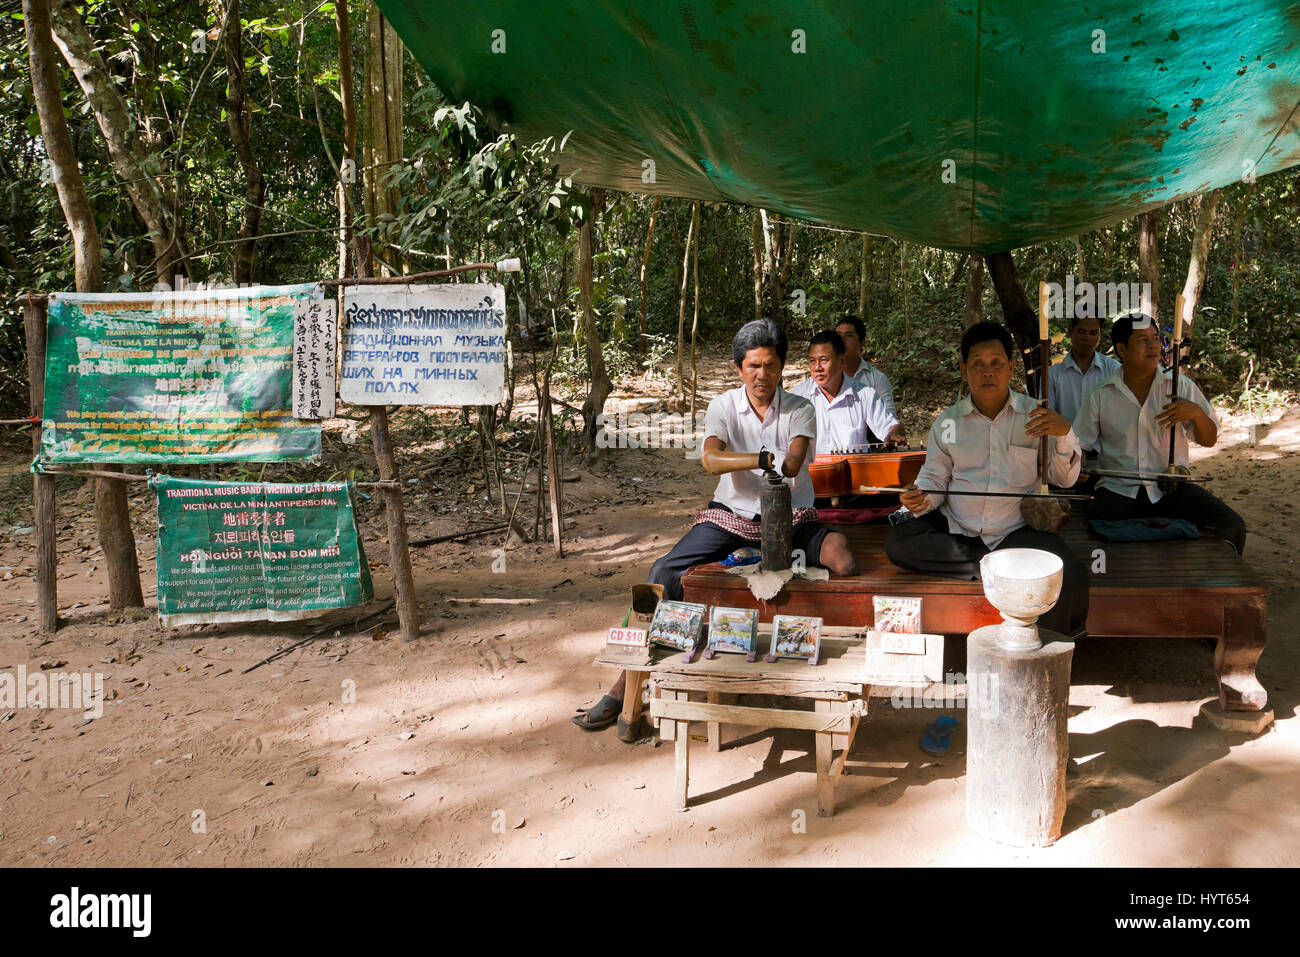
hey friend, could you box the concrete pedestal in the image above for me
[965,625,1074,847]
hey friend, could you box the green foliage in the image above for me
[3,0,1297,422]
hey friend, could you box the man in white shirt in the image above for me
[884,321,1089,637]
[1073,312,1246,554]
[835,315,899,420]
[792,330,905,453]
[574,319,858,734]
[1048,309,1121,440]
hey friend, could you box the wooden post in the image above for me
[966,626,1074,846]
[706,689,722,752]
[357,12,419,640]
[370,408,420,641]
[620,669,651,742]
[542,370,563,557]
[672,689,691,810]
[531,324,563,556]
[349,236,420,641]
[22,296,57,634]
[815,698,835,817]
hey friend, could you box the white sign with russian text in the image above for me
[339,283,507,406]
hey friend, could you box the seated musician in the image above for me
[834,314,899,420]
[573,318,859,734]
[792,330,906,453]
[1073,311,1246,554]
[884,321,1089,638]
[1048,306,1120,435]
[1049,306,1119,483]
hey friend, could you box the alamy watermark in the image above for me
[890,671,1001,716]
[596,412,708,458]
[1042,275,1152,321]
[0,666,104,719]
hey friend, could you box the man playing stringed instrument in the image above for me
[1073,311,1246,554]
[884,321,1089,638]
[793,330,906,453]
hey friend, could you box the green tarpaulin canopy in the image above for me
[379,1,1300,252]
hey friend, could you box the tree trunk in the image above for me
[580,189,612,453]
[751,208,764,319]
[28,0,142,610]
[222,0,265,284]
[357,21,419,641]
[1230,184,1254,332]
[964,254,985,327]
[50,0,188,283]
[689,201,700,426]
[335,0,357,282]
[637,196,661,356]
[364,2,403,274]
[858,233,871,317]
[985,252,1042,392]
[24,0,100,292]
[1137,209,1160,322]
[675,204,696,401]
[901,241,910,333]
[775,218,795,318]
[1179,191,1219,341]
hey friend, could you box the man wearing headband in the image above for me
[1073,312,1246,553]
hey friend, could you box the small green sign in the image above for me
[154,477,373,625]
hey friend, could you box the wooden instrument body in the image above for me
[810,450,926,498]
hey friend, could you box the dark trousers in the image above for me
[1088,484,1247,555]
[884,510,1089,638]
[648,502,831,601]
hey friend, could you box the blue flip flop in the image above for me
[920,716,959,756]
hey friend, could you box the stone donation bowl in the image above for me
[979,548,1064,651]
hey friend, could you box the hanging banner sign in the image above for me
[41,284,323,463]
[153,476,373,626]
[293,298,338,419]
[339,283,507,406]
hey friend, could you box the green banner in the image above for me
[154,477,373,626]
[41,285,322,463]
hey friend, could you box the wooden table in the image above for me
[595,628,879,817]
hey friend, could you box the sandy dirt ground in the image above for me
[0,353,1296,867]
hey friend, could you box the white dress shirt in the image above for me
[703,386,817,517]
[1048,350,1120,437]
[792,374,899,453]
[916,391,1081,546]
[848,358,898,419]
[1072,367,1218,503]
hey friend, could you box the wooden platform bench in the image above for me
[680,512,1269,715]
